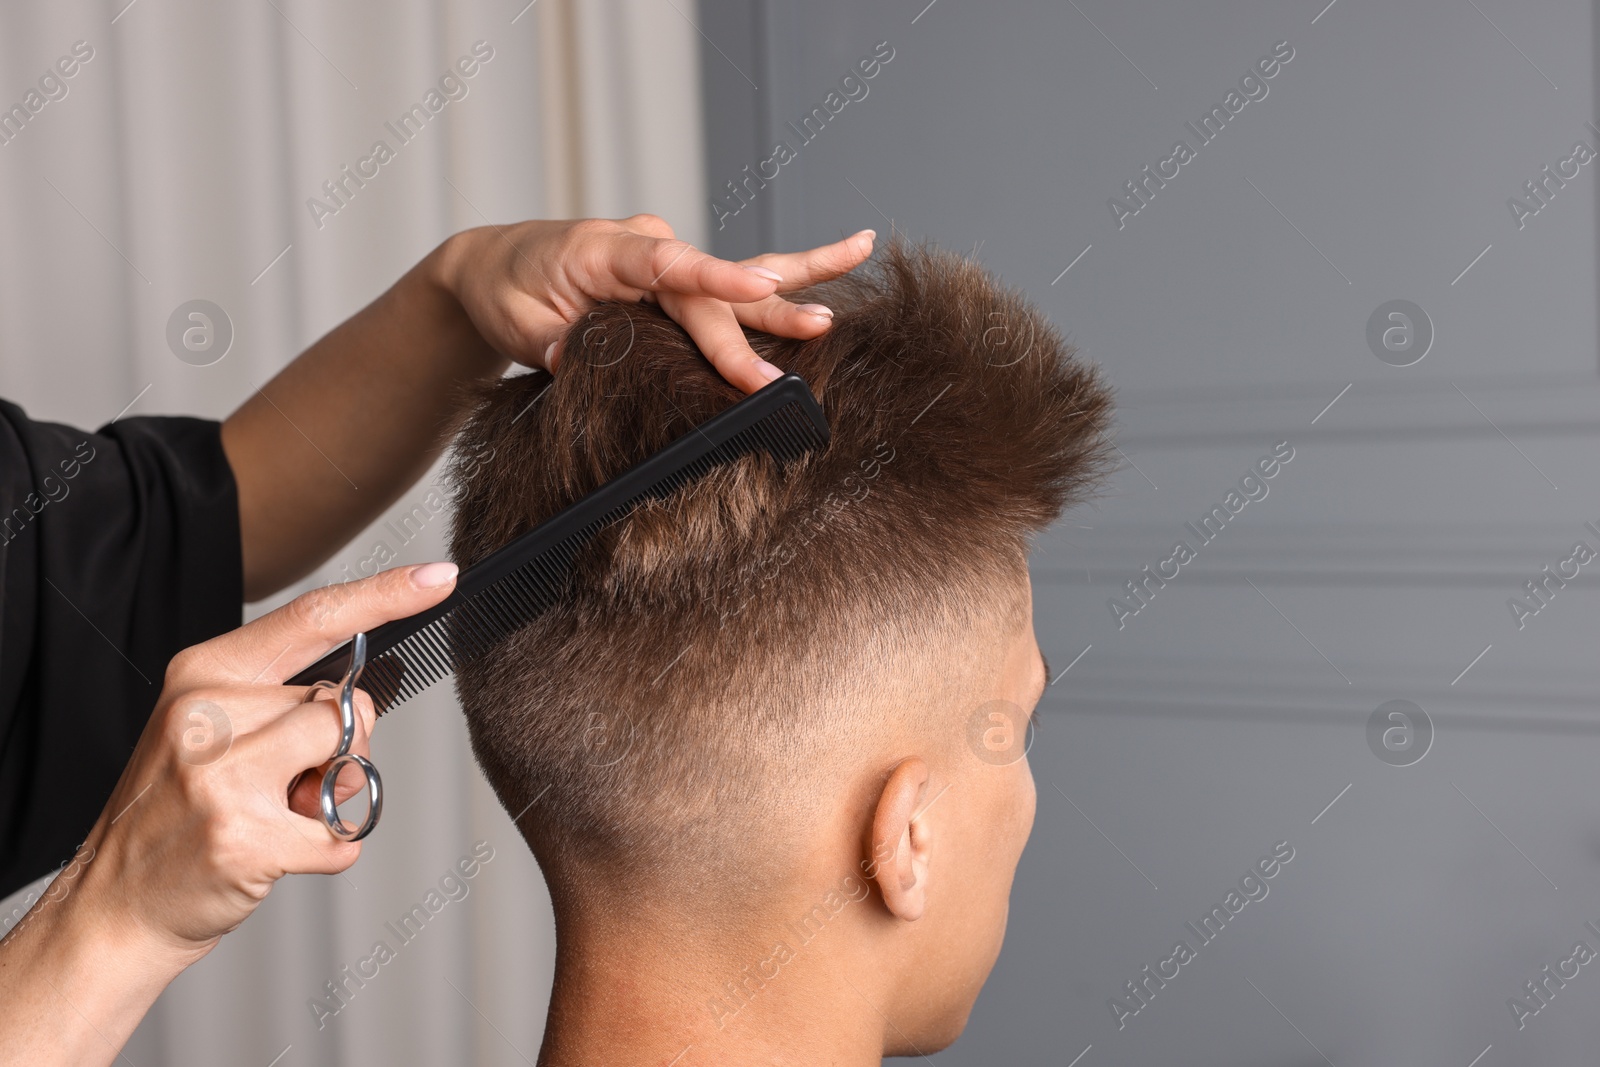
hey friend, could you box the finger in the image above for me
[262,702,379,840]
[287,728,375,820]
[289,686,379,759]
[167,683,377,744]
[744,229,875,293]
[244,693,376,782]
[258,793,364,876]
[731,294,837,339]
[595,232,782,306]
[658,294,784,395]
[225,713,368,870]
[494,288,567,370]
[617,212,676,240]
[195,563,459,685]
[162,689,298,768]
[281,834,362,876]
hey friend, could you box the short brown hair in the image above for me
[448,240,1113,890]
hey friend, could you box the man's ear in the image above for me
[867,757,932,922]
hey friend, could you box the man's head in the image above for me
[448,240,1113,1051]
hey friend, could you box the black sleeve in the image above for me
[0,400,242,900]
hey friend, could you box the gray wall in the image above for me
[700,1,1600,1062]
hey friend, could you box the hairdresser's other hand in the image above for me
[437,215,875,394]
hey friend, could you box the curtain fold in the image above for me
[0,2,706,1063]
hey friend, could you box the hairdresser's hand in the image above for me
[87,561,459,948]
[437,215,875,394]
[0,563,458,1067]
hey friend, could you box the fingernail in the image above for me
[544,341,559,372]
[754,360,784,383]
[744,265,784,283]
[797,303,833,318]
[412,562,459,588]
[857,229,877,242]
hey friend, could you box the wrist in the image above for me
[415,228,509,379]
[49,868,206,990]
[424,226,479,300]
[0,875,198,1065]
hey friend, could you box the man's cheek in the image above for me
[1020,765,1038,842]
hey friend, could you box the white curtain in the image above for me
[0,1,707,1063]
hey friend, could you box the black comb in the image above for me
[287,373,829,711]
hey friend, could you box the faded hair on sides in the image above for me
[447,239,1114,893]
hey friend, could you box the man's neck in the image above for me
[537,912,888,1066]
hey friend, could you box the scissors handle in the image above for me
[301,631,383,841]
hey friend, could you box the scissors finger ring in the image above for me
[301,631,383,842]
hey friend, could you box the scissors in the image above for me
[300,631,383,841]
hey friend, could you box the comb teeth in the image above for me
[333,388,829,713]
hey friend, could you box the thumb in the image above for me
[208,562,458,684]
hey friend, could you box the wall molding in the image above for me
[1113,373,1600,449]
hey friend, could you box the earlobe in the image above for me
[868,757,932,922]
